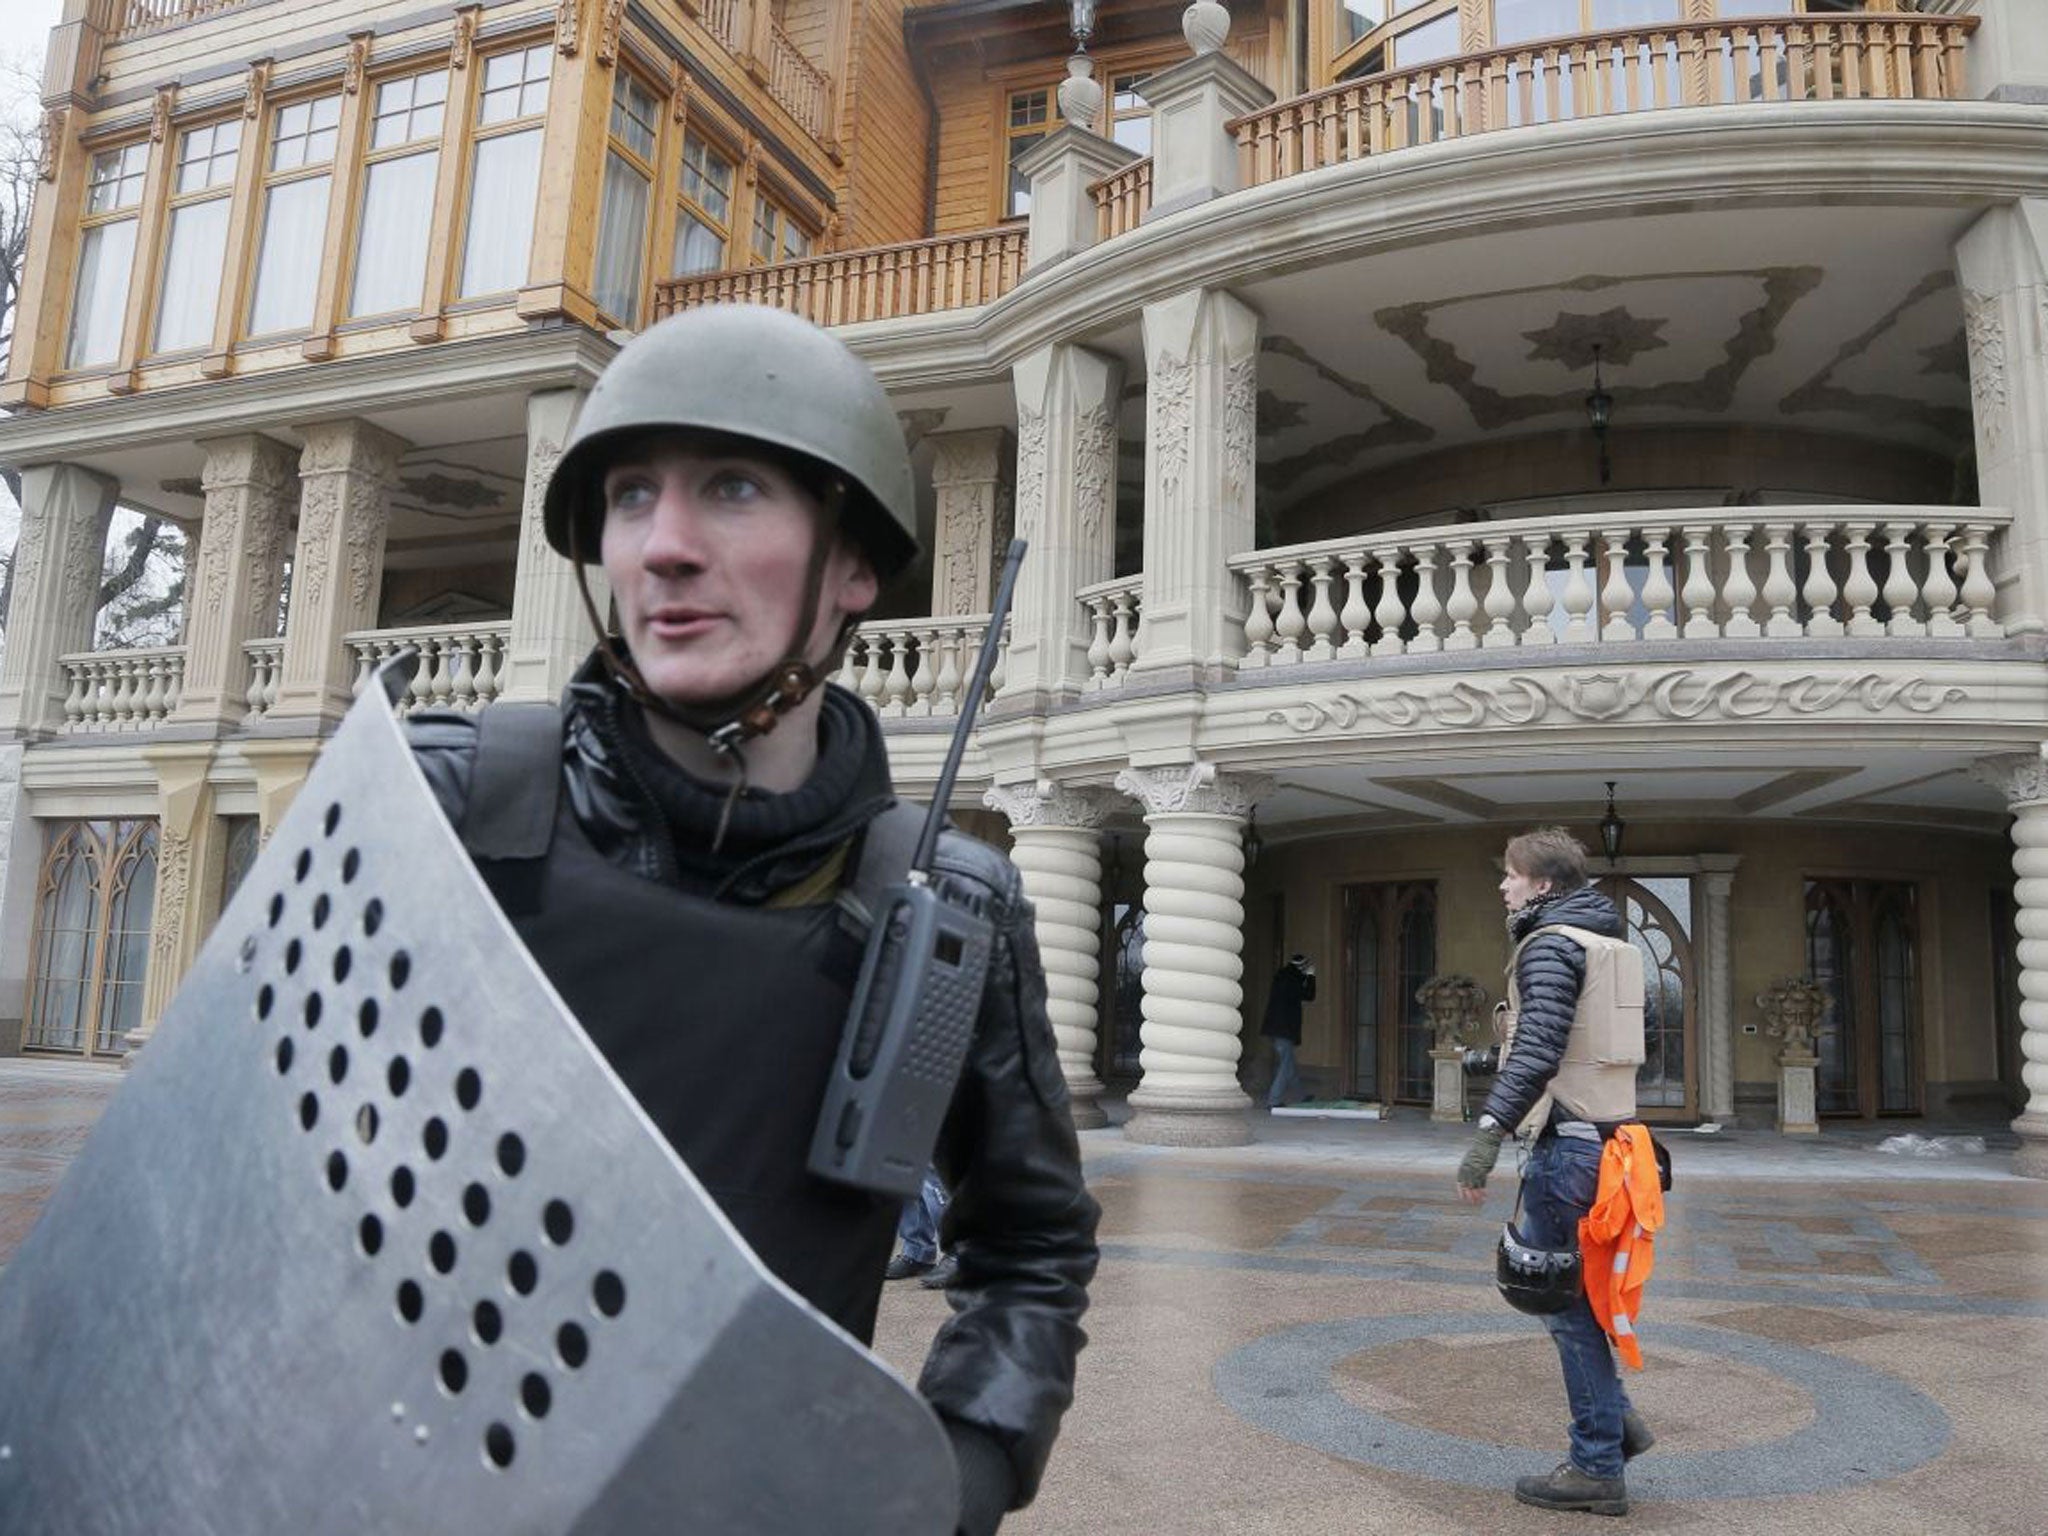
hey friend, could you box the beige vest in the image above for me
[1496,924,1646,1136]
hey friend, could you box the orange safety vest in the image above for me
[1578,1122,1664,1370]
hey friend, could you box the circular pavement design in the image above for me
[1213,1313,1950,1500]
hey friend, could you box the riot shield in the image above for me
[0,666,959,1536]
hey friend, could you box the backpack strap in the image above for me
[457,702,565,861]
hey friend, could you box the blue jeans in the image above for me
[1267,1037,1302,1107]
[895,1167,949,1264]
[1518,1134,1631,1478]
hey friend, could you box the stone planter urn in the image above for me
[1757,977,1828,1135]
[1416,973,1488,1123]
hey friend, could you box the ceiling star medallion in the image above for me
[1523,307,1668,369]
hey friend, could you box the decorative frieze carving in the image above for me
[556,0,583,55]
[597,0,627,66]
[344,34,370,94]
[151,87,173,142]
[523,436,564,567]
[1151,353,1194,506]
[1963,288,2009,459]
[1074,406,1115,547]
[1222,356,1256,507]
[1013,406,1047,541]
[38,107,62,181]
[1264,669,1970,735]
[244,61,269,119]
[1115,762,1269,819]
[985,781,1117,830]
[149,826,195,981]
[452,6,479,70]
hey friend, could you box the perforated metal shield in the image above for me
[0,670,958,1536]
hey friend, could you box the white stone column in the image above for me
[1954,201,2048,635]
[985,780,1116,1129]
[503,387,604,702]
[1115,762,1270,1146]
[1975,749,2048,1178]
[1697,855,1741,1124]
[1004,344,1122,706]
[0,463,118,738]
[271,420,408,723]
[1134,287,1259,677]
[929,429,1014,617]
[171,435,298,729]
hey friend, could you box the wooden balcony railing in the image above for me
[700,0,745,54]
[1230,507,2009,667]
[1093,158,1153,243]
[656,227,1027,326]
[96,0,254,39]
[1235,13,1978,185]
[768,22,834,142]
[836,615,1007,719]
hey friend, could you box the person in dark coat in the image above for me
[1261,953,1316,1107]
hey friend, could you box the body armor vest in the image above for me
[1499,923,1646,1135]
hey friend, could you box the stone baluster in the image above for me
[909,629,939,717]
[1444,542,1479,651]
[450,636,480,709]
[1273,561,1306,663]
[1109,591,1138,680]
[474,633,502,706]
[1409,545,1444,652]
[1370,550,1408,656]
[834,636,865,694]
[1880,523,1925,638]
[1801,525,1843,636]
[61,664,86,731]
[1600,532,1636,640]
[142,655,169,724]
[1338,553,1371,658]
[1722,523,1761,637]
[1114,763,1270,1146]
[858,636,886,710]
[1479,536,1517,648]
[883,634,914,714]
[1087,596,1115,686]
[1241,566,1275,667]
[1303,555,1339,661]
[1559,533,1596,642]
[1958,523,2003,636]
[1971,749,2048,1179]
[1679,525,1718,638]
[986,782,1119,1129]
[1761,522,1801,637]
[934,628,964,712]
[1841,521,1883,636]
[1639,528,1677,638]
[1518,540,1557,646]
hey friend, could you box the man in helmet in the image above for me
[1456,827,1649,1517]
[409,305,1098,1535]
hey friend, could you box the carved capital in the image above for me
[244,60,269,119]
[597,0,626,66]
[150,86,174,143]
[344,33,371,95]
[985,781,1117,831]
[38,107,63,182]
[451,6,480,70]
[1115,762,1270,819]
[1972,749,2048,809]
[556,0,583,55]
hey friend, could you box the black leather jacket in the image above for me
[1480,885,1625,1132]
[409,675,1098,1509]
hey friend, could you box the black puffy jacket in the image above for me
[1479,885,1626,1132]
[408,669,1099,1511]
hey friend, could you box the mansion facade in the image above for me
[1,0,2045,1172]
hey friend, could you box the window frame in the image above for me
[455,40,554,302]
[672,125,739,279]
[592,66,663,326]
[999,84,1051,223]
[347,65,451,321]
[63,141,150,372]
[245,90,343,339]
[22,819,160,1060]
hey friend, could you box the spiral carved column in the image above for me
[1115,764,1270,1146]
[986,782,1116,1129]
[1975,750,2048,1178]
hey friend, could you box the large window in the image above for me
[1338,0,1440,48]
[1495,0,1679,46]
[154,120,239,353]
[67,144,148,368]
[248,95,340,336]
[350,69,447,318]
[673,130,736,277]
[1108,73,1152,155]
[24,820,158,1059]
[1004,87,1050,219]
[459,43,551,299]
[593,72,659,324]
[750,193,811,267]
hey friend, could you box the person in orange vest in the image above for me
[1456,827,1653,1517]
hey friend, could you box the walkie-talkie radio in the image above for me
[807,540,1028,1202]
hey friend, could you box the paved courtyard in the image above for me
[6,1058,2045,1534]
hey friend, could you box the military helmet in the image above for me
[1495,1222,1584,1316]
[543,304,919,578]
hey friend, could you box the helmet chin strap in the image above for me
[568,485,855,848]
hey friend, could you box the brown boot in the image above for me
[1514,1462,1629,1517]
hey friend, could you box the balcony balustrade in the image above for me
[95,0,254,39]
[1093,158,1153,242]
[836,615,1006,719]
[345,623,512,714]
[657,228,1027,325]
[1079,576,1144,690]
[1230,508,2008,668]
[1235,14,1977,185]
[768,22,834,143]
[59,646,186,733]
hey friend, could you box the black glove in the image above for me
[1457,1123,1505,1192]
[945,1419,1018,1536]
